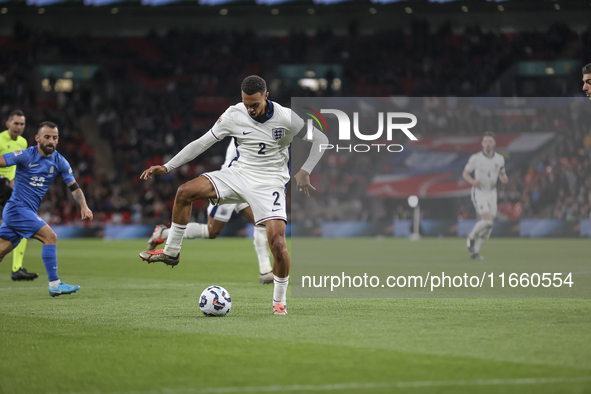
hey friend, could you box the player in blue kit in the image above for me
[0,121,93,297]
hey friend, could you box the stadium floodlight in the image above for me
[408,195,421,241]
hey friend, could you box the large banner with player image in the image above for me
[289,97,591,299]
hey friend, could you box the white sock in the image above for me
[163,222,186,256]
[273,275,289,306]
[49,280,60,288]
[469,219,493,240]
[162,228,169,239]
[184,223,209,239]
[474,228,492,253]
[253,226,272,274]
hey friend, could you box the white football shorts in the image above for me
[206,202,250,223]
[471,188,498,217]
[203,167,287,225]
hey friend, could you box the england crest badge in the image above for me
[272,128,285,141]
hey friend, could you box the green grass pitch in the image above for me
[0,238,590,394]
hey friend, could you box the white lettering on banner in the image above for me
[314,110,418,141]
[319,144,404,153]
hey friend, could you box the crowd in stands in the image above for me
[1,21,591,224]
[511,129,591,222]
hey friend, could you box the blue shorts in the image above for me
[0,203,47,247]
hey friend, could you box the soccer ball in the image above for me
[199,286,232,316]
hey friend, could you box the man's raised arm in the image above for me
[140,131,220,180]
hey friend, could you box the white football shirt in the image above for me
[464,151,506,192]
[210,100,305,185]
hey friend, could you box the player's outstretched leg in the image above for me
[144,220,223,265]
[11,239,38,281]
[140,176,216,265]
[148,222,214,251]
[266,219,289,315]
[145,205,273,284]
[32,225,80,297]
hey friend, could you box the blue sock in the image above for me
[42,245,59,282]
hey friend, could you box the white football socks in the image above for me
[273,275,289,306]
[253,226,272,274]
[469,219,493,240]
[184,223,210,239]
[49,280,60,288]
[162,223,209,240]
[163,222,186,256]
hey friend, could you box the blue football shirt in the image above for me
[3,146,76,212]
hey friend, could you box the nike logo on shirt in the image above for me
[28,163,39,167]
[243,131,253,135]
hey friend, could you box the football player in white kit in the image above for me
[146,140,274,284]
[139,75,328,315]
[462,132,508,260]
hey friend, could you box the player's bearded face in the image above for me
[36,127,59,155]
[242,91,269,119]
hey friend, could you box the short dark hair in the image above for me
[483,131,495,139]
[38,121,58,133]
[582,63,591,74]
[8,110,24,121]
[241,75,267,95]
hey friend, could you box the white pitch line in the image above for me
[70,376,591,394]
